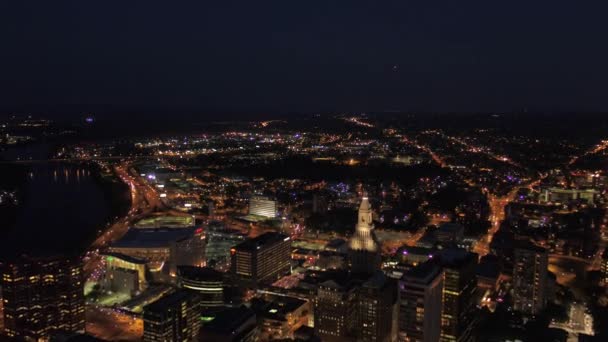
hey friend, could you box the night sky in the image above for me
[2,1,608,115]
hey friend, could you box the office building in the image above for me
[231,232,291,286]
[1,256,85,340]
[512,241,548,316]
[177,266,224,308]
[314,279,358,342]
[437,249,478,342]
[199,306,258,342]
[143,290,202,342]
[399,262,443,342]
[249,196,277,218]
[358,272,399,342]
[349,196,381,275]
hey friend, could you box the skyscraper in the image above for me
[349,196,381,275]
[358,272,399,342]
[512,241,548,316]
[1,256,85,340]
[143,290,202,342]
[231,232,291,286]
[399,262,444,342]
[437,249,478,342]
[314,278,358,342]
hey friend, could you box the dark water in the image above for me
[0,145,115,259]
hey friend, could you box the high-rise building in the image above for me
[177,266,224,308]
[1,256,85,340]
[143,290,202,342]
[349,197,381,275]
[512,241,548,316]
[314,279,358,342]
[358,273,399,342]
[601,249,608,286]
[231,232,291,286]
[249,196,277,218]
[437,249,478,342]
[399,262,443,342]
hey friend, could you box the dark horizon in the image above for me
[2,1,608,115]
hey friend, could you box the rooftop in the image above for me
[201,306,256,333]
[402,261,442,284]
[234,232,289,252]
[144,290,197,313]
[177,266,224,282]
[110,227,198,249]
[102,252,147,265]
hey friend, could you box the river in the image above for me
[0,144,124,259]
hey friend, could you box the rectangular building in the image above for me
[314,279,358,342]
[512,242,548,316]
[249,196,277,218]
[231,232,291,286]
[1,256,85,340]
[437,249,478,342]
[399,262,443,342]
[143,290,202,342]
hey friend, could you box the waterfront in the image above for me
[0,162,122,259]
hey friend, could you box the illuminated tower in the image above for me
[349,196,381,275]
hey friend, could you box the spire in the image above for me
[350,196,378,252]
[349,196,381,275]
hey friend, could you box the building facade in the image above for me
[349,197,381,275]
[399,262,444,342]
[512,242,548,316]
[143,290,202,342]
[231,232,291,286]
[177,266,224,308]
[249,196,278,218]
[438,249,478,342]
[1,256,85,340]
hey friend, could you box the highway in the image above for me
[84,162,163,340]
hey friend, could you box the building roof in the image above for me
[514,240,548,254]
[144,290,197,313]
[177,266,223,282]
[436,248,477,268]
[402,261,441,284]
[110,227,197,249]
[234,232,289,252]
[397,245,435,257]
[253,295,307,321]
[101,252,147,265]
[201,306,256,333]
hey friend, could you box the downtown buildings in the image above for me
[314,197,399,342]
[1,256,85,340]
[230,232,292,286]
[512,241,549,316]
[142,290,202,342]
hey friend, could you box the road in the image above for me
[84,163,162,340]
[86,306,142,341]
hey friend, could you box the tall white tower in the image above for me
[349,196,381,275]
